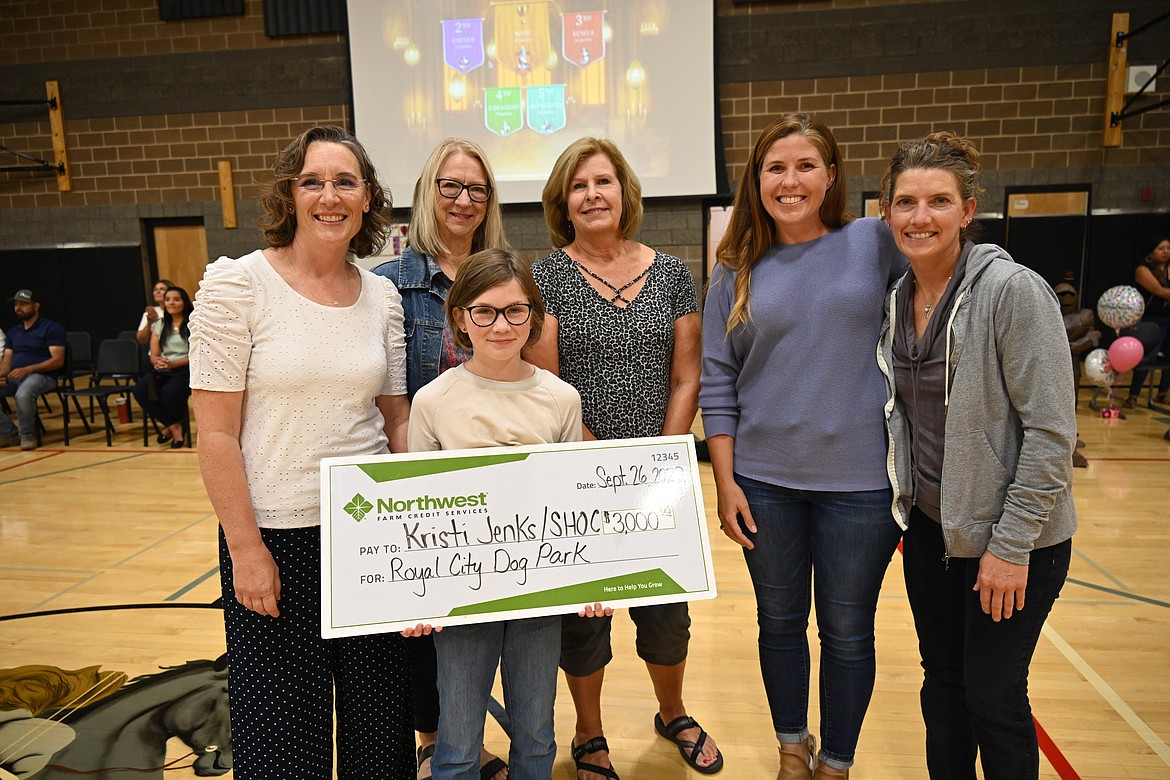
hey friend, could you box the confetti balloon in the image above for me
[1083,348,1116,388]
[1096,286,1145,332]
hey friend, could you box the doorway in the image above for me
[142,218,210,299]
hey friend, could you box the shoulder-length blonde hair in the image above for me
[258,124,393,258]
[407,138,509,260]
[541,137,644,248]
[714,114,849,334]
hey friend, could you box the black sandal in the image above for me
[479,756,508,780]
[571,736,620,780]
[416,743,435,780]
[654,713,724,775]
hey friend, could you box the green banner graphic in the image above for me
[484,87,523,137]
[448,568,684,616]
[356,452,530,483]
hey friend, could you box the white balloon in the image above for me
[1097,285,1145,331]
[1083,348,1117,388]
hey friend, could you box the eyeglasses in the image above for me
[461,303,533,327]
[292,175,367,194]
[436,178,492,203]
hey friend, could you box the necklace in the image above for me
[285,254,351,306]
[571,256,651,306]
[915,276,951,320]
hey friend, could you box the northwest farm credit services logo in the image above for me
[343,493,374,522]
[342,491,489,522]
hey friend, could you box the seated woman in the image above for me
[1123,236,1170,407]
[132,285,193,447]
[135,278,174,344]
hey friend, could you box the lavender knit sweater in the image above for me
[700,218,905,491]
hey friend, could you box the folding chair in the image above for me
[54,337,94,435]
[63,331,97,422]
[59,339,141,446]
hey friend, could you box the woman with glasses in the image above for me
[372,138,510,780]
[526,138,717,779]
[190,125,414,779]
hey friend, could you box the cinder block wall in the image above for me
[3,0,1169,285]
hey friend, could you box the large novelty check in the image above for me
[319,435,716,638]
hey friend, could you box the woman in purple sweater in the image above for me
[700,114,905,780]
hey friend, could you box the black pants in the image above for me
[220,525,415,779]
[902,508,1071,780]
[560,602,691,677]
[409,633,440,733]
[132,368,190,428]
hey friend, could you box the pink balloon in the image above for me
[1108,336,1145,373]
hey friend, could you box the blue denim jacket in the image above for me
[371,245,450,401]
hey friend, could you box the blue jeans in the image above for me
[433,616,560,780]
[735,475,902,770]
[0,373,56,438]
[902,508,1071,780]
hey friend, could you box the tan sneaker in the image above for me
[20,437,36,451]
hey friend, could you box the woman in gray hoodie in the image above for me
[877,132,1076,780]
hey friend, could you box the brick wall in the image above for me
[1,107,347,208]
[1,0,341,64]
[721,63,1170,209]
[2,0,1169,279]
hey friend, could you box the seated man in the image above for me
[0,290,66,450]
[1055,276,1099,468]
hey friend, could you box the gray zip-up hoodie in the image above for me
[878,243,1077,565]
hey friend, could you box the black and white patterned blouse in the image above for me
[532,248,698,440]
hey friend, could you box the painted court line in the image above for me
[1043,622,1170,768]
[1085,456,1170,462]
[1072,546,1129,591]
[1067,577,1170,609]
[167,567,220,601]
[30,513,218,610]
[1035,717,1080,780]
[0,451,149,484]
[0,450,64,472]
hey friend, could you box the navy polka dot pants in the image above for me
[220,525,415,779]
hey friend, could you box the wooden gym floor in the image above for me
[1,389,1168,779]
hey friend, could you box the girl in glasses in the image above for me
[372,138,512,780]
[407,247,610,780]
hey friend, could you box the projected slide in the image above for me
[348,0,717,205]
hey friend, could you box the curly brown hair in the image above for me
[257,125,393,257]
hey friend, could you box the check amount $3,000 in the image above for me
[360,502,680,596]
